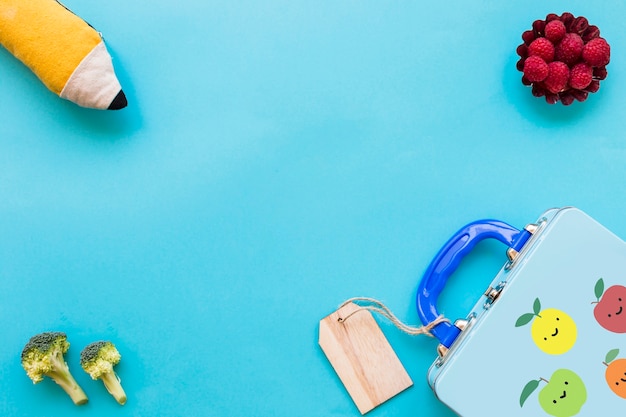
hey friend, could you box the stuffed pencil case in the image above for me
[418,207,626,416]
[0,0,126,110]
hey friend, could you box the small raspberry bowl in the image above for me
[516,12,610,105]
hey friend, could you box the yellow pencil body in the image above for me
[0,0,126,109]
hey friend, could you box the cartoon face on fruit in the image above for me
[603,348,626,398]
[520,369,587,417]
[516,298,577,355]
[592,278,626,333]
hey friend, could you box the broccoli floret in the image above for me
[21,332,88,405]
[80,341,126,405]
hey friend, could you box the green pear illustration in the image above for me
[520,369,587,417]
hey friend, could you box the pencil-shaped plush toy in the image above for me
[0,0,127,110]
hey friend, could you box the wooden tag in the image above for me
[318,302,413,414]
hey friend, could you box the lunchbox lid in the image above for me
[427,207,626,416]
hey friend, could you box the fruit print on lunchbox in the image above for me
[593,279,626,333]
[515,298,577,355]
[416,207,626,416]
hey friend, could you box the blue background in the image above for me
[1,1,625,416]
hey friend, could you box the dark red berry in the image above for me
[517,13,610,105]
[555,33,584,65]
[544,61,569,93]
[523,56,549,82]
[582,38,610,67]
[569,63,593,90]
[528,38,555,62]
[545,20,566,43]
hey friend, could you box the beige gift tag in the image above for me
[318,302,413,414]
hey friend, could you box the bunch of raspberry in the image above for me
[516,12,610,105]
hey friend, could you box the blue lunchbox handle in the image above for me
[416,220,531,348]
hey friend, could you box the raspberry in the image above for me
[582,38,610,67]
[516,13,610,105]
[543,61,569,93]
[569,63,593,90]
[528,38,555,62]
[523,56,549,82]
[545,20,566,43]
[555,33,584,65]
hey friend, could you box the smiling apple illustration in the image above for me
[603,348,626,398]
[520,369,587,416]
[592,278,626,333]
[516,298,577,355]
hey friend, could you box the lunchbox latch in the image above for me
[484,281,506,308]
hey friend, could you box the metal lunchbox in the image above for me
[417,207,626,416]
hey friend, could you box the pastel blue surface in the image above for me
[1,1,626,416]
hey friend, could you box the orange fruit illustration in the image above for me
[604,349,626,399]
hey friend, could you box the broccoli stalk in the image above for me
[21,332,88,405]
[99,368,127,404]
[80,341,126,405]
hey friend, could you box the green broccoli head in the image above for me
[21,332,69,383]
[21,332,88,405]
[80,341,126,405]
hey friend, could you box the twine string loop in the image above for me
[338,297,449,337]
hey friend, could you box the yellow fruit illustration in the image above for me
[516,299,577,355]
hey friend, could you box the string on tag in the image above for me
[337,297,449,337]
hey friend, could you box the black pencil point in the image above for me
[108,90,128,110]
